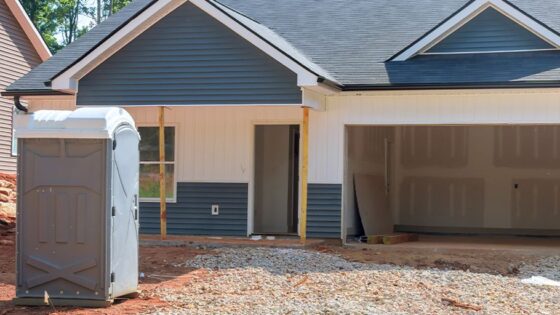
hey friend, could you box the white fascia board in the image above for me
[5,0,51,61]
[392,0,560,61]
[52,0,321,94]
[191,0,319,86]
[51,0,187,92]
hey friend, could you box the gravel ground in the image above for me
[149,248,560,315]
[519,256,560,281]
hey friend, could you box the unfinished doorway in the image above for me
[345,125,560,240]
[254,125,299,235]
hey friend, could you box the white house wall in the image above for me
[126,106,302,183]
[310,89,560,184]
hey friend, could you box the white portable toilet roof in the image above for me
[15,107,136,139]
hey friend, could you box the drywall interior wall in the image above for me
[254,125,291,234]
[344,126,394,236]
[394,125,560,231]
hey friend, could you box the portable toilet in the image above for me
[13,107,140,307]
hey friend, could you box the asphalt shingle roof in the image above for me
[6,0,154,93]
[7,0,560,93]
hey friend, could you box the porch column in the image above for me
[159,106,167,240]
[300,107,309,243]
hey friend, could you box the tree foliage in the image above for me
[19,0,133,53]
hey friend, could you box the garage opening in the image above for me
[344,125,560,241]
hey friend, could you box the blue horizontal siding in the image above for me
[140,182,248,236]
[77,2,301,106]
[428,7,553,54]
[307,184,342,239]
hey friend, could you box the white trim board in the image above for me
[136,122,179,204]
[5,0,51,61]
[391,0,560,61]
[51,0,323,95]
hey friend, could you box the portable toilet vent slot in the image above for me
[13,107,140,307]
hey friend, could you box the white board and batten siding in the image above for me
[309,89,560,184]
[126,106,302,183]
[28,89,560,183]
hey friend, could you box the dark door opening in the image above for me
[254,125,300,235]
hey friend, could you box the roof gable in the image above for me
[77,2,303,106]
[391,0,560,61]
[8,0,560,93]
[426,7,554,54]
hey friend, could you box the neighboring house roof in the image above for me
[6,0,560,95]
[4,0,51,61]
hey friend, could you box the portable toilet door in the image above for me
[109,123,140,299]
[13,107,140,307]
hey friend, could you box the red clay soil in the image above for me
[0,235,211,315]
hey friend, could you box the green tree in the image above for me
[55,0,89,46]
[84,0,132,24]
[110,0,132,14]
[20,0,133,52]
[20,0,61,52]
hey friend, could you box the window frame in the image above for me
[137,124,178,203]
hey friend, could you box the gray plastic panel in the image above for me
[307,184,342,239]
[16,138,110,301]
[140,183,248,236]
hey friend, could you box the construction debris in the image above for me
[521,276,560,287]
[362,233,419,245]
[442,297,482,311]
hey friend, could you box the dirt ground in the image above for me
[1,233,559,314]
[0,233,209,315]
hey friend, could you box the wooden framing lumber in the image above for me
[299,107,309,243]
[365,233,419,245]
[159,106,167,240]
[383,233,418,245]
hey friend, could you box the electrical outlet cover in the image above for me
[211,205,219,215]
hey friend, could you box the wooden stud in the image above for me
[159,106,167,240]
[382,233,419,245]
[300,107,309,244]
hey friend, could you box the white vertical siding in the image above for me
[25,89,560,187]
[309,89,560,184]
[127,106,302,183]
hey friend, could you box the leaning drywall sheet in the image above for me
[354,174,393,235]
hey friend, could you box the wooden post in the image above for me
[300,107,309,244]
[159,106,167,240]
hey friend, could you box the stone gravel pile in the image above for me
[151,247,560,315]
[519,255,560,281]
